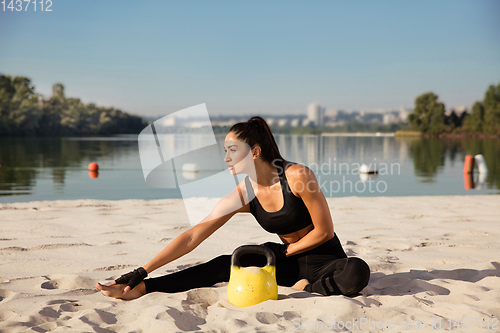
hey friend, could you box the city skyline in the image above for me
[1,1,499,117]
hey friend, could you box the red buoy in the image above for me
[88,162,99,171]
[463,155,474,174]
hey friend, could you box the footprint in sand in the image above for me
[175,262,204,271]
[255,312,279,324]
[159,307,206,331]
[38,307,61,319]
[0,289,16,303]
[225,318,248,331]
[345,249,357,256]
[183,289,220,308]
[0,310,16,321]
[415,242,446,247]
[41,274,96,290]
[154,289,222,330]
[79,308,117,326]
[93,264,135,271]
[16,308,63,330]
[378,279,450,296]
[47,299,82,313]
[283,311,301,320]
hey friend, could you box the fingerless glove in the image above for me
[262,242,289,260]
[115,267,148,290]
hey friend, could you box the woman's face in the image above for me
[224,132,253,175]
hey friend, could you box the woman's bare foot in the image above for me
[95,281,147,300]
[291,278,310,291]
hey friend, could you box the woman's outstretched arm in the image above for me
[110,183,249,295]
[143,191,248,274]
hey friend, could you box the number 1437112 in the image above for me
[2,0,52,11]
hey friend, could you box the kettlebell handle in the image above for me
[231,245,276,268]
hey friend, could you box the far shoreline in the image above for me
[320,132,394,137]
[394,130,499,139]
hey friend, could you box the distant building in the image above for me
[277,118,289,127]
[290,118,301,127]
[266,118,276,126]
[302,119,313,127]
[398,107,412,122]
[307,103,325,127]
[324,109,338,120]
[383,112,401,124]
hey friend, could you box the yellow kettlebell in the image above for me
[227,245,278,307]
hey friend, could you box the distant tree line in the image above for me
[407,81,500,136]
[268,122,403,135]
[0,75,149,136]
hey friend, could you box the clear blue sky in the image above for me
[1,0,499,117]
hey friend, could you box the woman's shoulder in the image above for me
[282,161,318,198]
[283,160,315,182]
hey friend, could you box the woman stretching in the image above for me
[96,117,370,299]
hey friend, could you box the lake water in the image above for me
[0,135,499,203]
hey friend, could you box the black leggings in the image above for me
[144,235,370,296]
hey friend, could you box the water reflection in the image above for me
[0,135,499,200]
[406,138,447,182]
[0,137,138,197]
[399,137,500,189]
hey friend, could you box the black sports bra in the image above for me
[245,160,314,235]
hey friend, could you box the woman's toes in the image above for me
[96,283,124,298]
[96,281,145,300]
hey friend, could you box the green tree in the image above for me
[466,101,485,133]
[1,75,149,136]
[11,77,41,135]
[482,83,500,134]
[0,75,42,136]
[0,75,15,135]
[408,92,446,135]
[52,83,65,102]
[445,110,461,129]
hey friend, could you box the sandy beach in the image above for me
[1,195,499,332]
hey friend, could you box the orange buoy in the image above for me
[464,173,474,190]
[88,162,99,171]
[463,155,474,174]
[88,171,99,179]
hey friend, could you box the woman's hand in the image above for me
[262,242,289,260]
[107,267,147,295]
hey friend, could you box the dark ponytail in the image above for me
[229,116,283,165]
